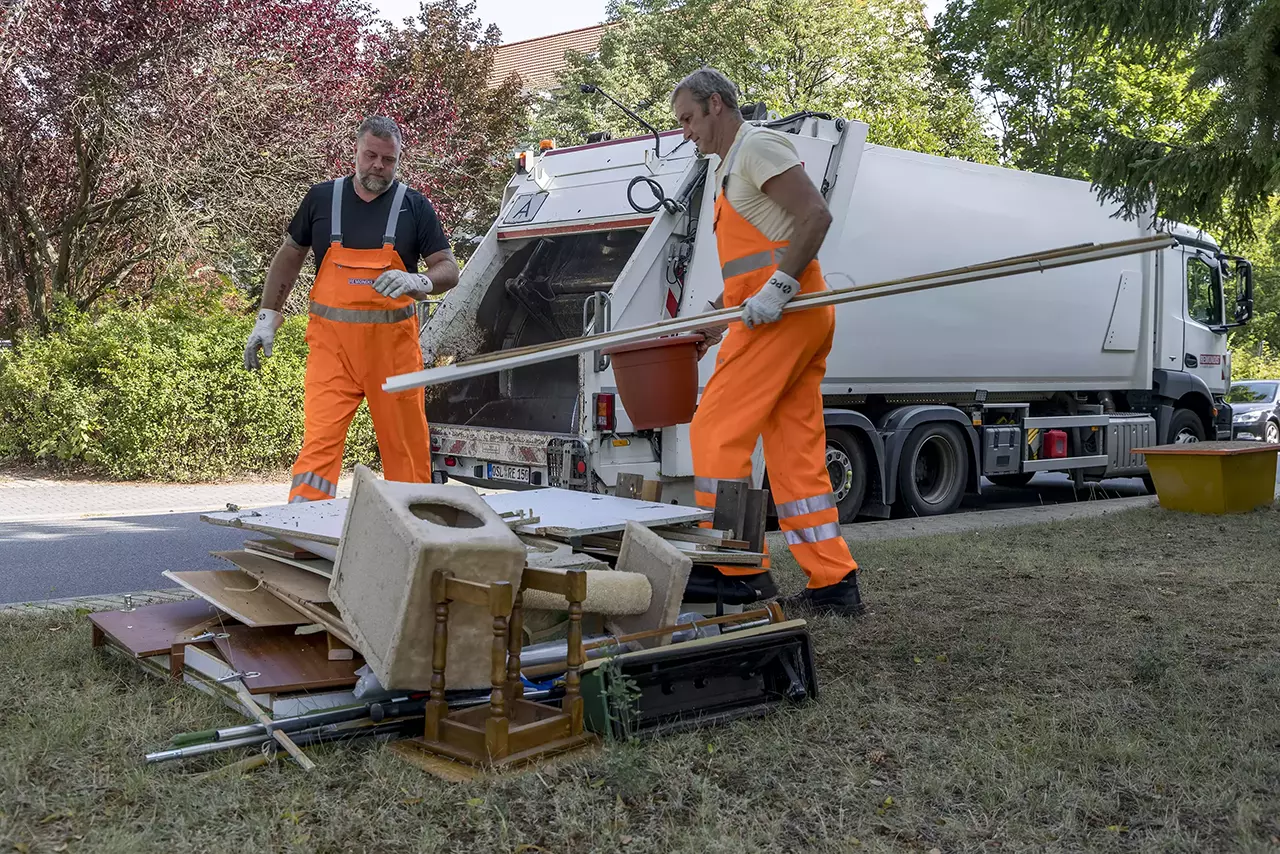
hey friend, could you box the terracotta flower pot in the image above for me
[602,333,704,430]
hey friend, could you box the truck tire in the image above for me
[896,422,969,517]
[988,472,1035,489]
[1168,407,1205,444]
[825,427,868,523]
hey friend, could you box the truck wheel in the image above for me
[897,422,969,516]
[825,428,868,523]
[988,472,1035,489]
[1168,408,1205,444]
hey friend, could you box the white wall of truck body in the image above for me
[418,114,1251,522]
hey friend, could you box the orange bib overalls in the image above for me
[289,178,432,503]
[691,132,857,588]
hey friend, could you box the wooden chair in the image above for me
[402,566,597,769]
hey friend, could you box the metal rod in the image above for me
[384,235,1174,393]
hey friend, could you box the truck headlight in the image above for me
[1234,410,1264,423]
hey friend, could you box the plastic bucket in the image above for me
[602,333,704,430]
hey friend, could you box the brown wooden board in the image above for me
[213,625,362,694]
[713,481,747,539]
[238,543,334,578]
[615,473,644,500]
[163,570,309,627]
[213,550,332,604]
[87,600,222,658]
[244,538,320,560]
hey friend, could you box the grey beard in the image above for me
[357,172,392,194]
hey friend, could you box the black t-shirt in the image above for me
[286,177,450,273]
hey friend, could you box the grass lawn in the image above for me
[3,505,1280,853]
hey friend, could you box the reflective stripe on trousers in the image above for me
[291,471,337,500]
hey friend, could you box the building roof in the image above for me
[487,24,608,90]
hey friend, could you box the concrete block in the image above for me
[606,522,692,647]
[330,465,526,690]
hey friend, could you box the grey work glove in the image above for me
[740,270,799,330]
[373,269,433,300]
[243,308,283,371]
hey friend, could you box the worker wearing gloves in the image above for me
[244,116,459,503]
[671,69,863,616]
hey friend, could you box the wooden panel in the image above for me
[87,600,221,658]
[213,550,332,603]
[486,488,710,538]
[244,538,319,559]
[163,570,309,627]
[213,625,362,694]
[640,480,663,503]
[712,481,747,539]
[615,473,644,500]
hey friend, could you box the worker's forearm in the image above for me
[424,259,460,293]
[778,208,832,280]
[260,246,307,312]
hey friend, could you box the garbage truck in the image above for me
[416,110,1254,522]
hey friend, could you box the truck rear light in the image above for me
[594,393,616,431]
[1044,430,1068,459]
[430,436,440,451]
[444,456,457,467]
[576,460,587,474]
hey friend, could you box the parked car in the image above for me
[1228,380,1280,443]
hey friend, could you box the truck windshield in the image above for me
[1226,381,1278,403]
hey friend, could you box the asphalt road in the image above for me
[0,512,251,605]
[0,473,1151,606]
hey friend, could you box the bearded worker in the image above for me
[671,68,864,616]
[244,116,459,503]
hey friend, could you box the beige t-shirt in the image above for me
[714,123,804,242]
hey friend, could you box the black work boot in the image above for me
[781,571,866,617]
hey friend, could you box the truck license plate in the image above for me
[486,463,530,484]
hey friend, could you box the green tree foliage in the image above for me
[1021,0,1280,241]
[532,0,997,162]
[932,0,1216,182]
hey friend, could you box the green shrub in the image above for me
[1231,346,1280,381]
[0,292,380,481]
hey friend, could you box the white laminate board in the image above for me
[485,488,710,538]
[202,488,711,545]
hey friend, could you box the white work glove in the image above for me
[243,308,283,371]
[740,271,799,330]
[373,269,433,300]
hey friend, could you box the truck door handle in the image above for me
[1184,353,1198,368]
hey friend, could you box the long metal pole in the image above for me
[383,235,1174,393]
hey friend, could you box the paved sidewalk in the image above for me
[0,587,193,615]
[0,475,354,522]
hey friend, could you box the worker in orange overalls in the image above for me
[671,69,864,616]
[243,116,459,503]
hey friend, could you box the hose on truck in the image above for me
[627,175,685,215]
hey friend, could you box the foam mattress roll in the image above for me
[520,569,653,616]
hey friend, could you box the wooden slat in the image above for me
[742,488,769,553]
[243,538,318,560]
[640,480,663,503]
[383,236,1175,392]
[163,570,310,627]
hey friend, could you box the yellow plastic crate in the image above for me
[1136,441,1279,515]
